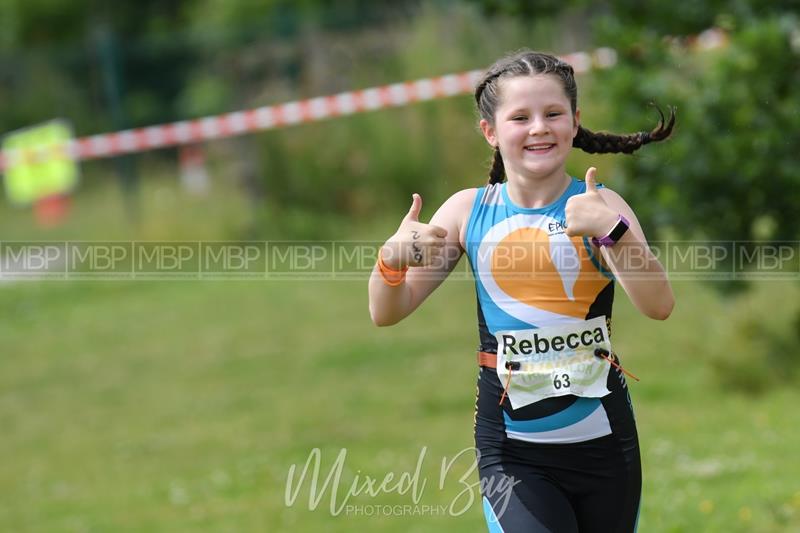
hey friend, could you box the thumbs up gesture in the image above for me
[565,167,618,238]
[382,193,448,269]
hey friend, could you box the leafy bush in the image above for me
[590,14,800,242]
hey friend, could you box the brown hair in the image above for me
[475,49,675,184]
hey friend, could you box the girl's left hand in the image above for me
[565,167,619,238]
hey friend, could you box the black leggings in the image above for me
[479,434,641,533]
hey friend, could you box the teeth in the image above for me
[525,145,553,151]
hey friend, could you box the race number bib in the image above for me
[495,316,613,409]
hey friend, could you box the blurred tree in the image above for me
[581,1,800,244]
[468,0,800,241]
[593,16,800,242]
[0,0,424,135]
[0,0,200,133]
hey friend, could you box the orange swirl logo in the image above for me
[477,214,609,325]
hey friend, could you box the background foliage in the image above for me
[3,0,799,240]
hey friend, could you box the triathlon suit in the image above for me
[463,178,641,532]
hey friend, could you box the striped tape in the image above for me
[0,48,617,173]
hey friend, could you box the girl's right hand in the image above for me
[381,193,449,269]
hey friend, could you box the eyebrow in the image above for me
[504,104,568,115]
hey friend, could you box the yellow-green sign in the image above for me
[2,120,78,205]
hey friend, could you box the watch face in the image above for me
[608,217,630,243]
[593,215,629,247]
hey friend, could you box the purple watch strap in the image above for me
[592,214,630,247]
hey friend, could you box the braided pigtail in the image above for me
[488,148,505,184]
[573,105,676,154]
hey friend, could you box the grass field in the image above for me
[1,273,799,532]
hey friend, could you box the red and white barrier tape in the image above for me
[0,48,617,173]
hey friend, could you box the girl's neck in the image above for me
[505,172,572,209]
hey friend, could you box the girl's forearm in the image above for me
[368,262,413,326]
[602,233,674,320]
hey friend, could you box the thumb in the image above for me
[404,193,422,222]
[584,167,598,193]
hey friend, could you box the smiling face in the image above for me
[480,74,579,184]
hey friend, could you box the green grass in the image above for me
[1,275,800,532]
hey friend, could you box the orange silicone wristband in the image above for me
[377,247,408,286]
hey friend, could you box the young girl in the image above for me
[368,50,675,532]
